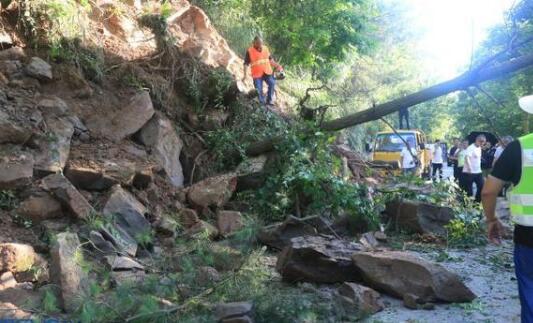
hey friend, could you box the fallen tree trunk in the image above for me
[246,53,533,155]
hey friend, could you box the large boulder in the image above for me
[385,200,454,236]
[34,116,74,174]
[187,173,237,209]
[103,185,150,242]
[0,243,38,273]
[276,235,362,283]
[351,251,476,303]
[137,113,184,187]
[41,174,95,220]
[50,232,88,312]
[0,147,33,189]
[25,57,53,81]
[87,91,154,142]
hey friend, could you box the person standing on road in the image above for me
[481,95,533,323]
[457,140,469,191]
[432,139,444,181]
[243,36,284,106]
[399,107,410,129]
[400,138,417,175]
[448,138,461,182]
[463,135,486,202]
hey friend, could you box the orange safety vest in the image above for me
[247,46,273,79]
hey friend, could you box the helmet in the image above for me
[274,70,286,80]
[519,95,533,114]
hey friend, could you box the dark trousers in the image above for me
[399,108,410,129]
[515,244,533,323]
[253,74,276,105]
[465,173,484,202]
[453,165,461,182]
[432,163,443,180]
[457,167,467,191]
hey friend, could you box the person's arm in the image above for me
[242,51,250,81]
[463,149,471,172]
[481,176,506,244]
[269,57,283,71]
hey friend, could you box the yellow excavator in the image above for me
[369,129,432,177]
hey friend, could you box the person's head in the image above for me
[502,135,514,146]
[461,140,469,149]
[435,139,441,144]
[485,141,492,149]
[253,36,263,51]
[475,134,487,147]
[453,138,460,146]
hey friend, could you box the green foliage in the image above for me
[445,209,487,249]
[42,289,61,314]
[0,190,17,210]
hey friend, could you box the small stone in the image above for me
[374,231,387,242]
[221,316,253,323]
[180,208,200,228]
[0,47,26,61]
[403,293,419,310]
[197,266,221,285]
[88,231,116,255]
[25,57,53,81]
[0,243,38,273]
[105,256,144,271]
[422,302,436,310]
[217,210,244,236]
[338,282,384,314]
[37,96,68,116]
[187,173,237,209]
[215,302,253,321]
[359,232,379,250]
[17,192,63,222]
[111,270,145,286]
[185,220,218,239]
[0,271,17,290]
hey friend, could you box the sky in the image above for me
[401,0,517,80]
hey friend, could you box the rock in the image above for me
[210,244,244,272]
[99,224,138,257]
[217,210,244,236]
[41,174,95,220]
[105,255,144,271]
[111,270,145,286]
[36,96,68,116]
[402,293,419,310]
[185,220,219,239]
[0,271,17,290]
[0,60,22,76]
[276,235,362,283]
[88,230,116,255]
[0,31,12,49]
[236,155,268,191]
[359,232,379,250]
[197,266,221,285]
[351,251,476,303]
[215,301,253,322]
[103,185,151,242]
[87,91,154,141]
[25,57,53,81]
[64,165,118,191]
[132,169,152,189]
[421,302,436,310]
[0,243,38,273]
[385,200,454,236]
[50,232,88,312]
[337,282,384,314]
[16,191,63,222]
[0,148,33,189]
[374,231,387,242]
[0,302,33,320]
[34,117,74,174]
[0,47,26,61]
[0,110,32,144]
[153,215,178,237]
[187,173,237,208]
[202,109,230,131]
[257,216,321,250]
[14,255,49,285]
[137,113,184,187]
[180,208,200,228]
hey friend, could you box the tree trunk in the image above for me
[246,53,533,156]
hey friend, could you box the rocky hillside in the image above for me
[0,1,493,322]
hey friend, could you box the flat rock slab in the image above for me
[103,185,150,242]
[386,200,454,236]
[25,57,52,81]
[137,113,184,187]
[105,255,144,271]
[50,232,88,312]
[276,235,362,283]
[87,91,154,141]
[351,251,476,303]
[41,173,95,220]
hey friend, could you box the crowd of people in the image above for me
[447,135,514,202]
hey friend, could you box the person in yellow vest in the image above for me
[242,36,283,106]
[481,95,533,323]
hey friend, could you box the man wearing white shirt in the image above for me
[432,139,444,181]
[463,134,487,202]
[400,139,417,175]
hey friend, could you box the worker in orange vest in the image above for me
[242,36,283,106]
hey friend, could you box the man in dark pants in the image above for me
[399,107,410,129]
[463,135,486,202]
[432,139,444,181]
[242,36,283,106]
[481,93,533,323]
[448,138,460,182]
